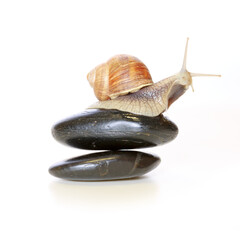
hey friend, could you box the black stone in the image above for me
[49,151,160,181]
[52,109,178,150]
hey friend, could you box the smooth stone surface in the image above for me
[52,109,178,150]
[49,151,160,181]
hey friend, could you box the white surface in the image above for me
[0,1,240,239]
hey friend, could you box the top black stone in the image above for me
[52,109,178,150]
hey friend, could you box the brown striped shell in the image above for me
[87,54,153,101]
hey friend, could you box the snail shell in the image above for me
[88,39,221,117]
[87,54,153,100]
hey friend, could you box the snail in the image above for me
[87,38,221,117]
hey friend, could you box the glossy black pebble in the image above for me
[49,151,160,181]
[52,109,178,150]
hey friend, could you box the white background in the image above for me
[1,0,240,239]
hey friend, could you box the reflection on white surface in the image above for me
[49,177,159,206]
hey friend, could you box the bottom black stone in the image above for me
[49,151,160,181]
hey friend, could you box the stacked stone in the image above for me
[49,109,178,181]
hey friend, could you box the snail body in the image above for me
[88,38,221,117]
[89,73,190,117]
